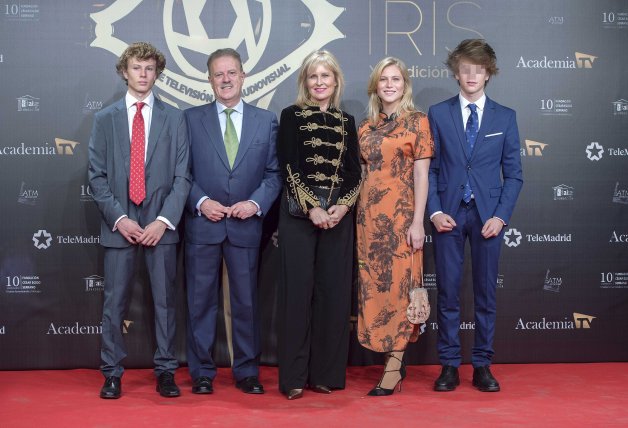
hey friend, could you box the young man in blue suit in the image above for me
[89,42,191,399]
[427,39,523,392]
[184,48,281,395]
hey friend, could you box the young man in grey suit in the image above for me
[88,42,191,399]
[184,48,281,395]
[427,39,523,392]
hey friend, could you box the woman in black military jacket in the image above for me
[276,50,361,400]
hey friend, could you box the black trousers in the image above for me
[277,194,353,393]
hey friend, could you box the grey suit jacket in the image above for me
[88,96,191,248]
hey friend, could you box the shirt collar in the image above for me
[126,92,154,110]
[217,99,244,115]
[458,93,486,112]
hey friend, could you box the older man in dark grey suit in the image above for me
[184,48,281,395]
[88,42,190,399]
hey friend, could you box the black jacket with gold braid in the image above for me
[277,104,361,215]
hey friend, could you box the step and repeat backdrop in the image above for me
[1,0,627,370]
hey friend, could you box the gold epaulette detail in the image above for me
[286,164,319,213]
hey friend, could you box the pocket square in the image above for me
[484,132,503,138]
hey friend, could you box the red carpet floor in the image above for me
[1,364,627,427]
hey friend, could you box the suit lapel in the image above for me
[113,99,131,176]
[146,98,166,167]
[472,97,496,159]
[448,97,470,160]
[233,102,259,171]
[202,102,231,170]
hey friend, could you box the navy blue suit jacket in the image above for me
[184,101,281,248]
[427,96,523,224]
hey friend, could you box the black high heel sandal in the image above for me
[367,353,406,396]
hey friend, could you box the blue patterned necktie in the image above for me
[463,103,478,203]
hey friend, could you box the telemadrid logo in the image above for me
[32,230,52,249]
[586,142,604,161]
[504,228,522,248]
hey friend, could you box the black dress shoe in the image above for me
[235,376,264,394]
[156,372,181,397]
[473,366,500,392]
[100,376,121,399]
[192,376,213,394]
[309,385,331,394]
[434,365,460,392]
[286,388,304,400]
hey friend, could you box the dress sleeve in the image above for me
[414,112,434,161]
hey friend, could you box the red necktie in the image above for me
[129,101,146,205]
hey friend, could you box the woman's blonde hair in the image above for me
[295,50,344,109]
[366,57,415,125]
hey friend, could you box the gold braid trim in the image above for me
[296,108,343,121]
[306,155,341,166]
[304,137,344,150]
[286,164,319,213]
[299,122,345,133]
[337,182,362,207]
[307,172,342,183]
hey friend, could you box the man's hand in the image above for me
[406,222,425,252]
[481,217,504,239]
[229,201,258,220]
[116,217,144,244]
[309,206,333,229]
[327,204,349,228]
[200,199,230,222]
[138,220,167,246]
[432,213,457,232]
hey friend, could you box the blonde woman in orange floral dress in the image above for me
[357,57,433,396]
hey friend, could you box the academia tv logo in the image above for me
[522,140,548,157]
[46,321,102,335]
[609,231,628,243]
[573,313,595,329]
[516,52,597,69]
[515,313,596,330]
[0,138,80,156]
